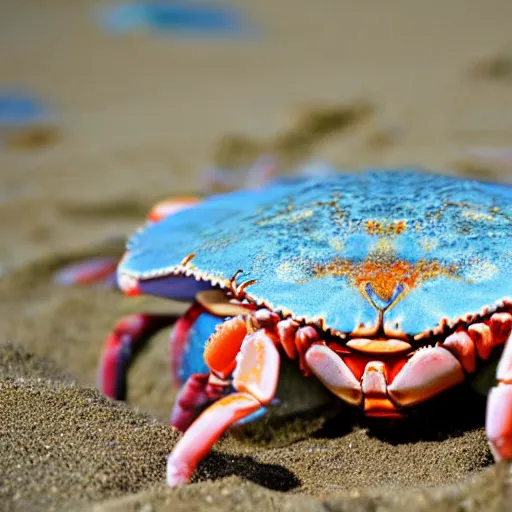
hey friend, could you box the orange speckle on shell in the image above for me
[365,219,408,236]
[314,257,458,303]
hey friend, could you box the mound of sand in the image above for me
[1,344,510,511]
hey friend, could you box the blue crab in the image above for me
[98,168,512,486]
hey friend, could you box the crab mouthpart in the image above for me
[196,290,256,317]
[361,361,405,418]
[347,338,412,355]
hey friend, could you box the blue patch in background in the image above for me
[0,89,53,127]
[100,1,257,39]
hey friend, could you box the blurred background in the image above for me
[1,0,512,273]
[1,5,512,507]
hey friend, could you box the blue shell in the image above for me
[120,168,512,337]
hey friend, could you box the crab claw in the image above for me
[99,313,178,400]
[166,328,280,486]
[305,343,362,406]
[388,346,465,406]
[166,392,261,486]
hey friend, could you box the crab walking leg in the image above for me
[55,198,201,287]
[486,318,512,460]
[295,326,319,375]
[98,313,179,400]
[146,196,202,223]
[487,363,512,459]
[170,374,227,432]
[53,256,119,287]
[274,318,317,374]
[167,329,280,486]
[276,318,299,359]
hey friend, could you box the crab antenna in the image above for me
[230,269,244,282]
[229,269,244,296]
[227,269,257,300]
[237,279,258,297]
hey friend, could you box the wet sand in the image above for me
[1,1,512,510]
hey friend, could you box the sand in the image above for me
[1,0,512,510]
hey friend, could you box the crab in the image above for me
[98,168,512,487]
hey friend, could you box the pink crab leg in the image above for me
[443,330,477,373]
[170,374,227,432]
[53,256,119,287]
[440,312,512,375]
[276,318,299,359]
[487,351,512,460]
[146,196,202,223]
[243,309,320,374]
[98,313,179,400]
[295,326,319,375]
[167,393,261,485]
[54,198,201,288]
[485,313,512,460]
[244,155,278,189]
[167,329,280,486]
[170,374,209,432]
[273,315,318,374]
